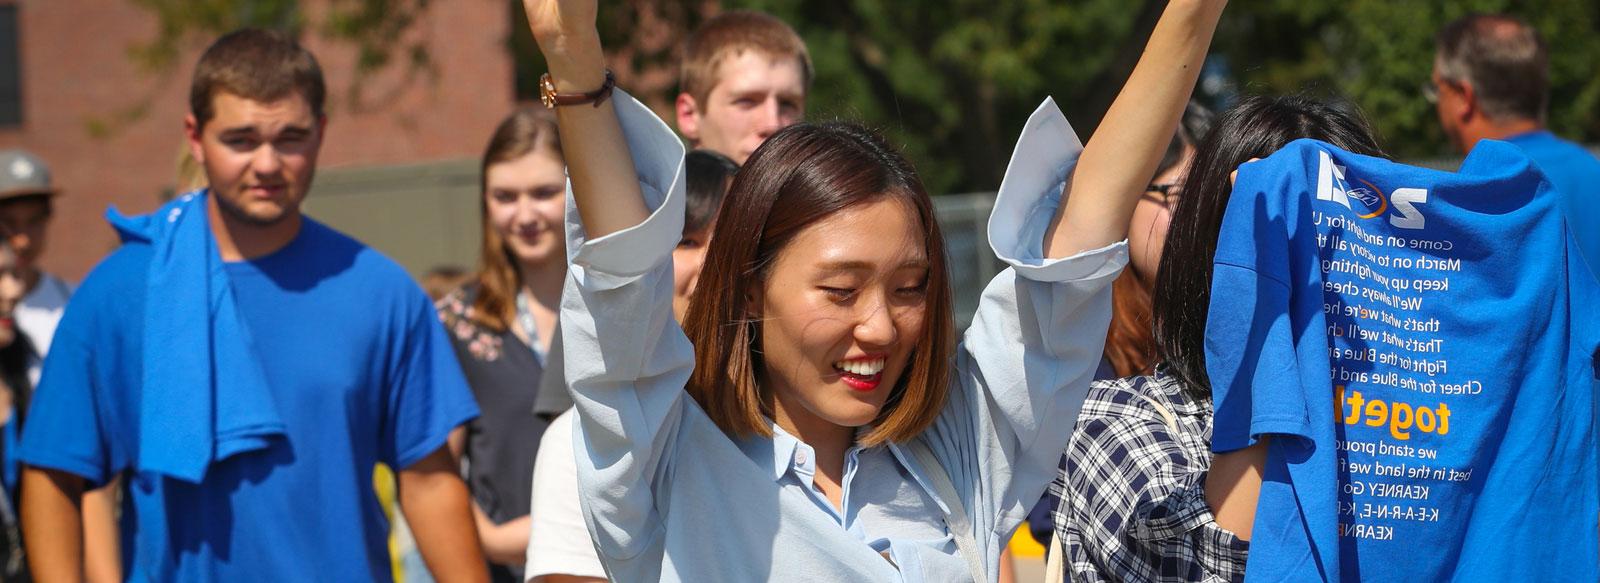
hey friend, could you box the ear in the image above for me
[744,284,764,321]
[1455,82,1478,123]
[676,92,702,142]
[184,113,206,165]
[311,114,329,153]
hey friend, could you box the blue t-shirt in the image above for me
[18,217,479,581]
[1206,139,1600,581]
[1506,130,1600,278]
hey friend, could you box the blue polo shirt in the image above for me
[1206,139,1600,581]
[19,218,479,581]
[1505,130,1600,278]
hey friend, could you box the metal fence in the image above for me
[932,193,1001,330]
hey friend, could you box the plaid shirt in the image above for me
[1050,371,1249,582]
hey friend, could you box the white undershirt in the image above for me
[16,272,72,386]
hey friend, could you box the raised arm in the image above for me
[521,1,691,570]
[924,2,1230,567]
[1044,0,1226,258]
[523,0,646,238]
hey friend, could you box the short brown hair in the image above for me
[190,28,326,130]
[1435,13,1548,122]
[472,109,563,332]
[681,122,953,447]
[679,11,813,106]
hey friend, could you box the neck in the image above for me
[517,259,565,307]
[207,194,302,261]
[1460,117,1543,154]
[769,391,856,473]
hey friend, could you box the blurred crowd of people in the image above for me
[1,1,1596,582]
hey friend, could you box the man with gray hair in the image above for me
[1429,13,1600,274]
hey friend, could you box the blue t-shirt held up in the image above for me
[1206,139,1600,581]
[19,215,478,581]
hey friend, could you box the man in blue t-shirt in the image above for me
[1429,13,1600,276]
[16,29,486,582]
[1207,139,1599,580]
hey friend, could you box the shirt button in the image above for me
[795,451,809,466]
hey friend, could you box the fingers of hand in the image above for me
[523,0,596,44]
[1229,157,1263,186]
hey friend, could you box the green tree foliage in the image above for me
[521,0,1161,195]
[130,0,433,82]
[127,0,301,72]
[1215,0,1600,160]
[104,0,433,135]
[133,0,1600,189]
[736,0,1153,194]
[735,0,1600,190]
[742,0,1600,190]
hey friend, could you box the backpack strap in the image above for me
[1135,392,1179,431]
[1045,528,1066,583]
[905,439,990,583]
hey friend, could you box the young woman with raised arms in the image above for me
[522,0,1225,579]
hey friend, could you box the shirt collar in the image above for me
[732,419,810,482]
[769,422,806,481]
[739,418,864,483]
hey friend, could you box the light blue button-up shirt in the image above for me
[559,91,1127,582]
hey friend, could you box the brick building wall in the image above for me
[0,0,516,281]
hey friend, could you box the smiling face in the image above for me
[485,149,567,270]
[678,50,806,165]
[755,198,929,435]
[187,91,323,227]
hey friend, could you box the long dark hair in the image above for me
[682,122,954,447]
[1152,95,1383,397]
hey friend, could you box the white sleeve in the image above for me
[525,412,607,582]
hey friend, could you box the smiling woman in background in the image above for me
[436,109,568,583]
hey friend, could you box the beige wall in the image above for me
[303,158,482,279]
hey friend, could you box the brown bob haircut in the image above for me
[679,11,813,106]
[681,122,954,447]
[190,28,326,130]
[472,109,564,332]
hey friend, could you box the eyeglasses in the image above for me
[1146,182,1182,211]
[1422,75,1462,104]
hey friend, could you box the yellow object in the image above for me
[374,464,404,582]
[1009,521,1046,559]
